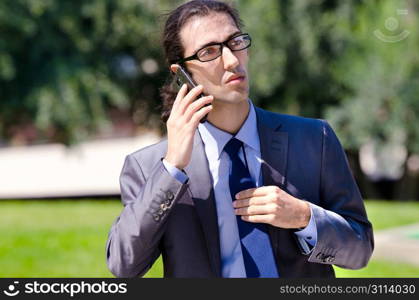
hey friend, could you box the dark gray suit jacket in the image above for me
[106,107,374,278]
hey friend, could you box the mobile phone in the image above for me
[175,66,208,123]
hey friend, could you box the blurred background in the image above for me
[1,0,418,277]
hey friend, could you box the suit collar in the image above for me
[254,106,283,132]
[198,100,260,160]
[234,101,260,152]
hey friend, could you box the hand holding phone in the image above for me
[175,66,209,123]
[164,81,213,169]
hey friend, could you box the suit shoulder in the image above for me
[126,138,168,166]
[259,108,327,132]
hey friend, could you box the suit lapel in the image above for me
[255,107,289,259]
[256,108,288,189]
[185,131,221,277]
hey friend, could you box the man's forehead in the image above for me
[180,13,239,54]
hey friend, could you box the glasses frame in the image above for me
[178,33,251,64]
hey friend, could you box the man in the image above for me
[106,0,373,278]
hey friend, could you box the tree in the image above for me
[0,0,173,144]
[326,0,419,154]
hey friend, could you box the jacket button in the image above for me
[166,191,174,201]
[160,203,169,211]
[322,255,332,263]
[153,214,160,222]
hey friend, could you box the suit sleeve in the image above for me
[106,154,188,277]
[308,121,374,269]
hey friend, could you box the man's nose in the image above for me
[222,47,240,71]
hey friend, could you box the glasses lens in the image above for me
[197,45,222,62]
[228,34,251,51]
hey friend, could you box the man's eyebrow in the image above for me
[194,30,242,52]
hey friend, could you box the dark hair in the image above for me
[160,0,243,122]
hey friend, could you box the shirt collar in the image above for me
[198,100,260,160]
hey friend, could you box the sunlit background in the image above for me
[1,0,418,277]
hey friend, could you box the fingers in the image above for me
[171,84,188,114]
[240,214,275,224]
[233,185,309,229]
[191,103,213,125]
[177,85,205,114]
[170,84,212,124]
[184,95,213,122]
[235,185,283,200]
[233,196,272,208]
[234,203,278,216]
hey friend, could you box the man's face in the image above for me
[178,13,250,105]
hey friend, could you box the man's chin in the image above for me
[213,89,249,104]
[214,95,248,105]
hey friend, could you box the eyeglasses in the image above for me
[178,33,251,64]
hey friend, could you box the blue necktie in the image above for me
[224,138,279,278]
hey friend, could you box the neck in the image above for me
[206,99,250,134]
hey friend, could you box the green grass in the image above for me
[334,260,419,277]
[363,200,419,231]
[0,199,121,277]
[0,199,419,277]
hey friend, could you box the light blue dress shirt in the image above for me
[162,100,317,277]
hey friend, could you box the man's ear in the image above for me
[170,64,180,74]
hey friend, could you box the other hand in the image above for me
[233,185,311,229]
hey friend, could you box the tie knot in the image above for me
[224,138,243,158]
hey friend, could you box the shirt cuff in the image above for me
[294,203,317,248]
[162,159,189,184]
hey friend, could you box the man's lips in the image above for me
[225,75,245,84]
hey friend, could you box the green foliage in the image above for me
[0,0,173,144]
[240,0,356,116]
[326,0,419,153]
[240,0,419,156]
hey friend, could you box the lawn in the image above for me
[0,199,418,277]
